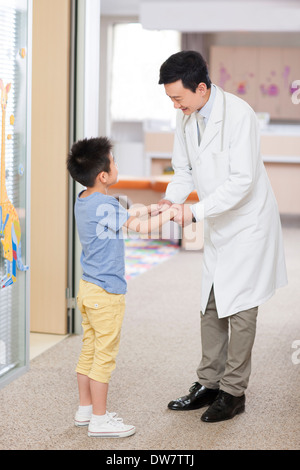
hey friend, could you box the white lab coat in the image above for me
[165,86,288,318]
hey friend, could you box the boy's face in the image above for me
[107,153,119,185]
[164,79,210,115]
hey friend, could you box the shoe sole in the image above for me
[201,404,245,423]
[168,397,217,411]
[88,427,136,438]
[75,420,90,427]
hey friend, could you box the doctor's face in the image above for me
[164,79,210,115]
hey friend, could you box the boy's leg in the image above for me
[75,311,96,379]
[75,280,96,425]
[80,286,135,438]
[75,373,94,426]
[88,290,125,385]
[77,373,92,406]
[77,374,108,415]
[90,380,109,416]
[76,280,96,380]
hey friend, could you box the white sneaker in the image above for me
[74,409,92,427]
[88,413,136,438]
[74,409,117,427]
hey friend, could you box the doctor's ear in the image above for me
[197,82,208,95]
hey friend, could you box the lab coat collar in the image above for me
[190,85,225,155]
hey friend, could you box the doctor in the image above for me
[158,51,287,422]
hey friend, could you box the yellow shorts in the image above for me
[75,279,125,383]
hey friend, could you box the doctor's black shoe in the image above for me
[201,390,245,422]
[168,382,219,411]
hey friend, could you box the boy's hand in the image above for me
[148,204,160,215]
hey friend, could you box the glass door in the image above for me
[0,0,31,388]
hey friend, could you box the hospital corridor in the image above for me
[0,0,299,453]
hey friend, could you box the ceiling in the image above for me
[100,0,140,16]
[100,0,300,32]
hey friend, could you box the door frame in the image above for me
[67,0,101,334]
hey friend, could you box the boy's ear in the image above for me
[98,171,107,183]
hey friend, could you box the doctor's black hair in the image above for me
[159,50,211,92]
[67,137,112,188]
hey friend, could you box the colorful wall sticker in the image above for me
[0,79,28,288]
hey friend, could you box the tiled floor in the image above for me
[30,333,68,360]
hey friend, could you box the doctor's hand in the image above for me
[172,204,194,226]
[151,198,172,216]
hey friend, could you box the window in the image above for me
[110,23,181,126]
[0,0,30,387]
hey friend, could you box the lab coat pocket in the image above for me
[211,148,230,181]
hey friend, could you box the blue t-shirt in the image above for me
[75,191,130,294]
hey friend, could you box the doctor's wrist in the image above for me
[190,207,197,223]
[191,202,204,222]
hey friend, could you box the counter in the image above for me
[108,176,203,250]
[110,175,199,201]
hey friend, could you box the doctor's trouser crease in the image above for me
[76,279,125,383]
[197,287,258,397]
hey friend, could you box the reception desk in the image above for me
[110,121,300,248]
[144,124,300,215]
[109,175,199,202]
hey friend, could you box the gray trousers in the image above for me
[197,287,258,397]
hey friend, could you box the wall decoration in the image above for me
[260,83,279,97]
[0,79,28,288]
[218,64,231,89]
[236,81,247,95]
[210,46,300,120]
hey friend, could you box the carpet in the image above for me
[0,216,299,451]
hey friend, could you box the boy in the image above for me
[67,137,177,438]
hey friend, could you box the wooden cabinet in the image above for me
[209,46,300,121]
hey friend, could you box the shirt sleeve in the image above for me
[96,197,130,233]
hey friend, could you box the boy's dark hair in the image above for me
[159,50,211,92]
[67,137,112,187]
